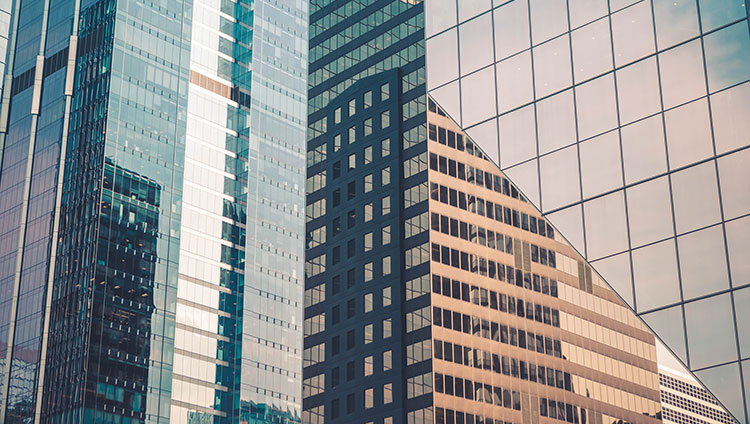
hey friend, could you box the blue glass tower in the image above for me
[0,0,307,422]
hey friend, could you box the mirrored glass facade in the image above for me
[0,0,307,422]
[425,1,750,421]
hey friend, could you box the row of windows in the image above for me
[326,137,391,177]
[330,111,391,153]
[330,165,390,207]
[432,305,563,359]
[332,83,391,124]
[329,225,391,264]
[658,373,722,406]
[434,337,573,391]
[328,286,391,326]
[431,273,561,329]
[430,241,559,300]
[660,391,733,424]
[328,194,391,237]
[430,211,557,269]
[434,406,512,424]
[325,318,392,356]
[429,181,555,240]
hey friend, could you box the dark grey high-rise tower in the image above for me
[305,0,749,423]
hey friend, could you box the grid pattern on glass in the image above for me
[425,1,750,421]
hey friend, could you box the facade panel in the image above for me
[424,1,750,421]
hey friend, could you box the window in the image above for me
[347,181,356,200]
[347,299,355,318]
[364,118,373,136]
[346,361,355,381]
[406,339,432,365]
[364,324,373,344]
[331,367,340,387]
[382,286,391,307]
[364,202,373,222]
[383,383,393,404]
[364,90,372,108]
[364,145,373,164]
[381,138,390,157]
[364,173,373,193]
[364,262,373,282]
[364,232,373,252]
[381,110,390,128]
[347,330,355,350]
[382,225,391,245]
[406,306,431,332]
[306,171,327,193]
[334,107,341,124]
[346,393,355,414]
[303,343,325,367]
[406,372,432,399]
[404,182,428,208]
[304,283,325,307]
[381,166,391,185]
[306,198,326,222]
[382,256,391,275]
[348,98,356,116]
[347,239,355,258]
[333,134,341,152]
[383,318,392,339]
[348,153,356,170]
[349,126,356,144]
[383,350,392,370]
[364,293,373,312]
[331,217,340,236]
[365,388,374,409]
[405,211,429,238]
[381,83,390,101]
[303,373,324,398]
[382,196,391,215]
[347,209,355,228]
[364,355,374,376]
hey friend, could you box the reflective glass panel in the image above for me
[611,1,656,67]
[718,148,750,220]
[539,145,580,211]
[677,225,729,300]
[427,29,459,89]
[459,12,493,76]
[568,0,608,29]
[579,130,622,198]
[591,252,633,307]
[498,105,537,167]
[642,305,687,362]
[671,161,721,234]
[547,204,584,252]
[626,176,673,248]
[621,115,667,184]
[659,40,706,109]
[584,191,629,259]
[710,81,750,154]
[431,80,461,122]
[466,118,499,164]
[458,0,491,23]
[698,0,747,32]
[735,287,750,358]
[529,0,568,45]
[496,51,533,113]
[652,0,699,49]
[536,89,576,155]
[575,73,618,140]
[533,35,572,98]
[426,0,457,37]
[504,159,540,207]
[665,98,713,170]
[493,0,530,61]
[461,66,496,127]
[685,294,738,369]
[725,216,750,290]
[632,240,681,312]
[703,21,750,93]
[571,18,612,83]
[616,57,661,124]
[694,363,746,422]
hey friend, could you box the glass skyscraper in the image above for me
[423,0,749,422]
[0,0,307,423]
